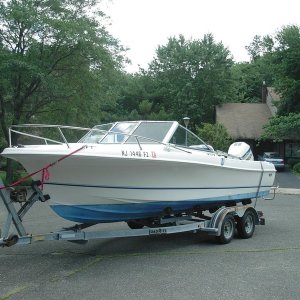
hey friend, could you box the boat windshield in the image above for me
[79,121,211,150]
[169,125,211,150]
[101,122,138,143]
[125,122,173,143]
[79,123,114,143]
[80,121,174,144]
[80,122,139,144]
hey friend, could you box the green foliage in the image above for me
[0,0,126,144]
[116,73,174,121]
[293,162,300,173]
[260,113,300,141]
[146,34,235,127]
[231,60,274,103]
[287,158,300,168]
[0,3,299,154]
[245,25,300,115]
[138,100,152,119]
[267,25,300,115]
[196,123,233,151]
[245,34,274,62]
[0,170,32,186]
[0,171,6,185]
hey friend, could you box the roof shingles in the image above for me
[216,103,272,139]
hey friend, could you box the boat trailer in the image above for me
[0,178,266,248]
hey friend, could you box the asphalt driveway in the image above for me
[1,194,300,300]
[276,170,300,189]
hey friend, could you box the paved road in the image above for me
[1,194,300,300]
[276,170,300,189]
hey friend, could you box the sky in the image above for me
[104,0,300,73]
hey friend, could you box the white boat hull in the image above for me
[2,143,276,223]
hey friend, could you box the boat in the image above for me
[1,120,276,224]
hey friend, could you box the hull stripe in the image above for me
[45,182,272,190]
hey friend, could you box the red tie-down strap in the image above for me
[0,145,87,191]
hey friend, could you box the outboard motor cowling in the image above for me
[228,142,254,160]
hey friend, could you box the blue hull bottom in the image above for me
[50,191,268,223]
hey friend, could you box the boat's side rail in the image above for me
[8,124,167,148]
[9,124,91,148]
[8,124,195,154]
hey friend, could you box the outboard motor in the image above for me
[228,142,254,160]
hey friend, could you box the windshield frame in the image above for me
[166,124,212,151]
[78,120,212,152]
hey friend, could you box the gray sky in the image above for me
[105,0,300,72]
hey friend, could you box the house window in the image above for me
[285,142,300,158]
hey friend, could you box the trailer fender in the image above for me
[209,207,234,236]
[209,206,260,236]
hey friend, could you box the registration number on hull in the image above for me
[121,150,157,158]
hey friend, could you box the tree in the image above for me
[146,34,236,128]
[246,26,300,115]
[0,0,126,147]
[196,123,233,151]
[245,34,274,62]
[272,25,300,114]
[231,60,274,103]
[115,72,173,121]
[260,113,300,142]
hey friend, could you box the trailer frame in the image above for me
[0,177,265,248]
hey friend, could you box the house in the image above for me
[216,84,299,161]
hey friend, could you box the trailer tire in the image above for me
[216,214,235,244]
[236,209,256,239]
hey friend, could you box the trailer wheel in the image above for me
[236,210,256,239]
[216,214,235,244]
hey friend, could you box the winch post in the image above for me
[0,178,49,240]
[0,179,27,237]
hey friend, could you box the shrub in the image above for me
[293,162,300,173]
[0,170,32,186]
[287,158,300,168]
[196,123,234,152]
[0,171,7,185]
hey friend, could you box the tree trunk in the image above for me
[6,158,14,185]
[5,132,18,185]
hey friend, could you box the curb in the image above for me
[276,188,300,195]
